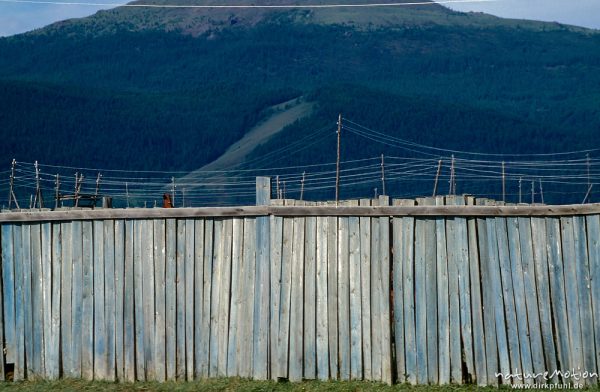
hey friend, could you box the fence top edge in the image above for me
[1,203,600,222]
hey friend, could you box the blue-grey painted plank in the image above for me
[587,215,600,379]
[370,200,382,382]
[48,223,61,380]
[60,223,73,379]
[435,197,450,385]
[466,197,486,386]
[199,220,213,378]
[133,219,145,380]
[359,199,371,381]
[506,218,533,385]
[165,219,177,380]
[277,216,294,379]
[193,219,204,379]
[402,208,416,384]
[239,218,255,378]
[209,220,222,378]
[0,226,5,381]
[123,220,135,382]
[176,219,186,380]
[104,220,116,381]
[93,220,107,380]
[81,221,94,380]
[70,221,83,378]
[327,214,339,379]
[217,220,232,377]
[227,218,243,377]
[337,215,350,381]
[423,198,438,385]
[13,224,25,380]
[305,214,318,380]
[30,224,45,378]
[1,224,16,366]
[445,203,462,384]
[114,220,125,381]
[348,212,362,380]
[519,218,547,383]
[414,199,429,384]
[378,195,392,385]
[269,215,283,379]
[143,220,156,381]
[41,223,52,379]
[561,217,583,373]
[573,216,595,384]
[184,219,195,380]
[316,215,329,381]
[289,215,306,381]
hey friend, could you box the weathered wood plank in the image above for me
[587,215,600,378]
[239,218,255,378]
[289,214,306,382]
[445,198,462,384]
[327,214,339,379]
[359,199,372,381]
[370,198,382,382]
[1,224,16,366]
[348,212,362,380]
[81,221,94,380]
[199,220,213,378]
[165,219,177,380]
[209,220,222,378]
[401,201,416,385]
[13,224,25,380]
[133,220,145,381]
[47,223,61,380]
[269,214,283,379]
[435,197,450,385]
[519,217,549,383]
[104,220,116,381]
[316,215,329,381]
[338,214,350,381]
[573,216,597,385]
[59,223,72,378]
[218,219,233,377]
[277,216,294,379]
[227,219,243,377]
[422,197,438,385]
[185,219,195,380]
[378,196,392,385]
[41,223,53,379]
[193,219,204,379]
[114,220,126,381]
[561,217,583,373]
[143,220,156,381]
[70,221,83,378]
[93,220,107,380]
[414,198,429,384]
[176,219,186,380]
[153,219,166,382]
[466,197,486,386]
[0,226,6,381]
[506,218,533,385]
[304,213,318,380]
[123,220,135,382]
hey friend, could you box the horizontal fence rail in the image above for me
[0,189,599,386]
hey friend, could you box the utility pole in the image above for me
[182,188,186,208]
[55,174,60,209]
[502,161,506,203]
[380,154,386,197]
[126,182,130,208]
[276,175,281,200]
[171,177,176,208]
[587,153,592,202]
[8,159,20,209]
[539,179,545,204]
[335,114,342,204]
[518,177,522,204]
[432,159,442,197]
[74,173,84,208]
[33,160,44,209]
[449,155,456,195]
[531,180,535,204]
[300,172,306,201]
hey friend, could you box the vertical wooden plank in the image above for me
[506,218,533,385]
[401,200,416,384]
[217,220,232,377]
[114,220,126,381]
[41,223,52,379]
[573,216,596,385]
[304,213,318,380]
[30,224,43,378]
[142,220,155,381]
[13,225,25,381]
[316,215,329,380]
[436,197,450,385]
[60,223,73,379]
[327,213,339,379]
[239,218,255,378]
[123,220,135,382]
[370,198,382,382]
[445,198,462,384]
[378,196,392,385]
[165,219,177,380]
[561,217,583,373]
[21,224,33,379]
[1,224,16,366]
[546,218,570,376]
[277,216,294,379]
[185,219,195,380]
[338,214,350,381]
[269,214,283,379]
[93,220,107,380]
[199,220,213,378]
[0,225,6,381]
[133,219,145,381]
[391,200,404,383]
[466,197,486,386]
[497,218,522,383]
[176,219,186,380]
[422,197,438,385]
[348,209,362,380]
[414,199,429,384]
[81,221,94,380]
[520,217,549,383]
[104,220,116,381]
[289,213,306,382]
[48,223,61,380]
[587,215,600,378]
[359,199,371,381]
[70,221,83,379]
[253,177,271,380]
[154,219,166,382]
[227,219,243,377]
[209,219,222,378]
[193,219,204,379]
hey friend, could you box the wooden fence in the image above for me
[0,179,600,385]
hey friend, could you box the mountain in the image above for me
[0,1,599,204]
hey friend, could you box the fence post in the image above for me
[254,177,271,379]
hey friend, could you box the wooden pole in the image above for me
[126,182,130,208]
[502,161,506,203]
[381,154,386,196]
[276,175,280,200]
[336,114,342,204]
[55,174,60,209]
[583,184,594,204]
[539,179,544,204]
[95,173,102,198]
[171,177,176,208]
[8,159,20,209]
[587,153,592,202]
[432,159,442,197]
[531,180,535,204]
[518,177,522,204]
[34,160,44,209]
[283,181,287,200]
[182,188,186,208]
[75,173,83,208]
[449,155,456,195]
[300,172,306,201]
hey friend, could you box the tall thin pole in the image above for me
[171,176,176,208]
[95,173,102,198]
[182,188,186,208]
[34,160,44,209]
[583,184,593,204]
[276,175,280,200]
[55,174,60,209]
[539,179,545,204]
[587,153,592,202]
[531,180,535,204]
[433,159,442,197]
[300,172,306,201]
[335,114,342,204]
[449,155,456,195]
[283,181,287,200]
[8,159,19,209]
[518,177,522,204]
[126,182,130,208]
[502,161,506,203]
[380,154,386,197]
